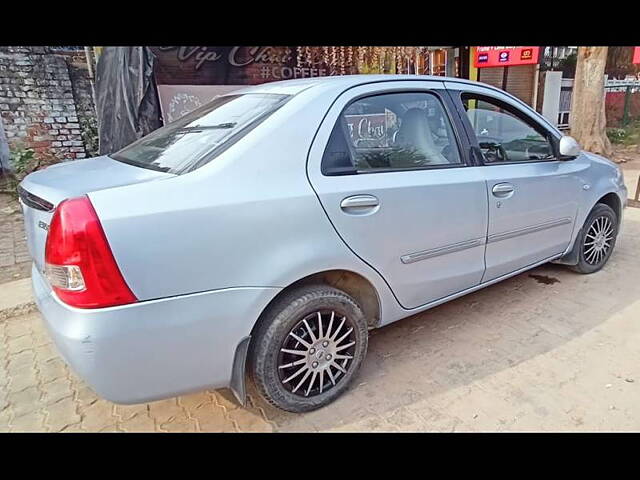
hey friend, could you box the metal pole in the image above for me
[623,85,632,127]
[84,46,95,80]
[502,66,509,91]
[0,114,10,176]
[84,46,98,114]
[532,63,540,109]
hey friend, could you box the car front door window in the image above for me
[462,94,555,163]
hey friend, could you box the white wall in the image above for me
[541,71,563,126]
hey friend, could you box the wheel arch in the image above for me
[230,269,381,407]
[252,269,382,334]
[595,191,622,225]
[557,190,623,267]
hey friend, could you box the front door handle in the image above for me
[492,183,514,197]
[340,195,379,214]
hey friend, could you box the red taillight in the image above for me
[44,195,137,309]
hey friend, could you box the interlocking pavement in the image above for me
[0,193,31,284]
[0,311,274,432]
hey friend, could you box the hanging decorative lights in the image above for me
[295,46,429,76]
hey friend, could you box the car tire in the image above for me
[249,284,369,413]
[570,203,618,274]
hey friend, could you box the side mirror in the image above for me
[559,136,581,158]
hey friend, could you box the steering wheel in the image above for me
[478,136,508,163]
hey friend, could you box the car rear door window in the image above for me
[322,92,462,175]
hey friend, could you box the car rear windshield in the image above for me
[111,93,290,174]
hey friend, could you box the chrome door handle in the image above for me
[340,195,379,212]
[492,183,514,197]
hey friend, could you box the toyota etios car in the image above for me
[20,75,626,412]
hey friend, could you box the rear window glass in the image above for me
[111,93,290,174]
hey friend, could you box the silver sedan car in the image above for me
[19,75,627,412]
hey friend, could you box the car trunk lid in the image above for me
[18,155,173,274]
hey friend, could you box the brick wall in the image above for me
[0,46,96,167]
[63,51,98,156]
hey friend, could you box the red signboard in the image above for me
[474,46,540,68]
[633,46,640,64]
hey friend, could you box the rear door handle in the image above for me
[492,183,514,197]
[340,195,379,214]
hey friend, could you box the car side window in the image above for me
[322,92,462,175]
[461,93,555,164]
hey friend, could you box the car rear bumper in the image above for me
[32,264,280,404]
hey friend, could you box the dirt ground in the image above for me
[614,144,640,199]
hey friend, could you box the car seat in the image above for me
[394,108,449,166]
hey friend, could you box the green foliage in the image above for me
[558,53,577,78]
[10,144,37,179]
[0,145,34,195]
[607,127,628,144]
[80,114,99,157]
[0,143,56,196]
[607,120,640,146]
[356,147,432,169]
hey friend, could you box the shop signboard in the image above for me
[633,46,640,64]
[345,113,390,148]
[150,46,333,122]
[150,46,332,85]
[474,46,540,68]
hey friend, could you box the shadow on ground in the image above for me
[248,208,640,431]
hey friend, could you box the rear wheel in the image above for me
[249,284,368,413]
[570,203,618,274]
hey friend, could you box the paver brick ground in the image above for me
[1,170,640,431]
[0,193,30,285]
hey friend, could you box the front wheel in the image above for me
[570,203,619,274]
[249,285,369,413]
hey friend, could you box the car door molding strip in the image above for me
[487,217,573,245]
[401,238,485,265]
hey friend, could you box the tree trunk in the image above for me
[570,47,612,156]
[606,46,636,79]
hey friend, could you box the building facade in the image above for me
[149,46,474,123]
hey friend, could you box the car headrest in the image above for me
[395,108,442,163]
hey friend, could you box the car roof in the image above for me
[233,74,523,107]
[233,74,562,138]
[235,74,486,95]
